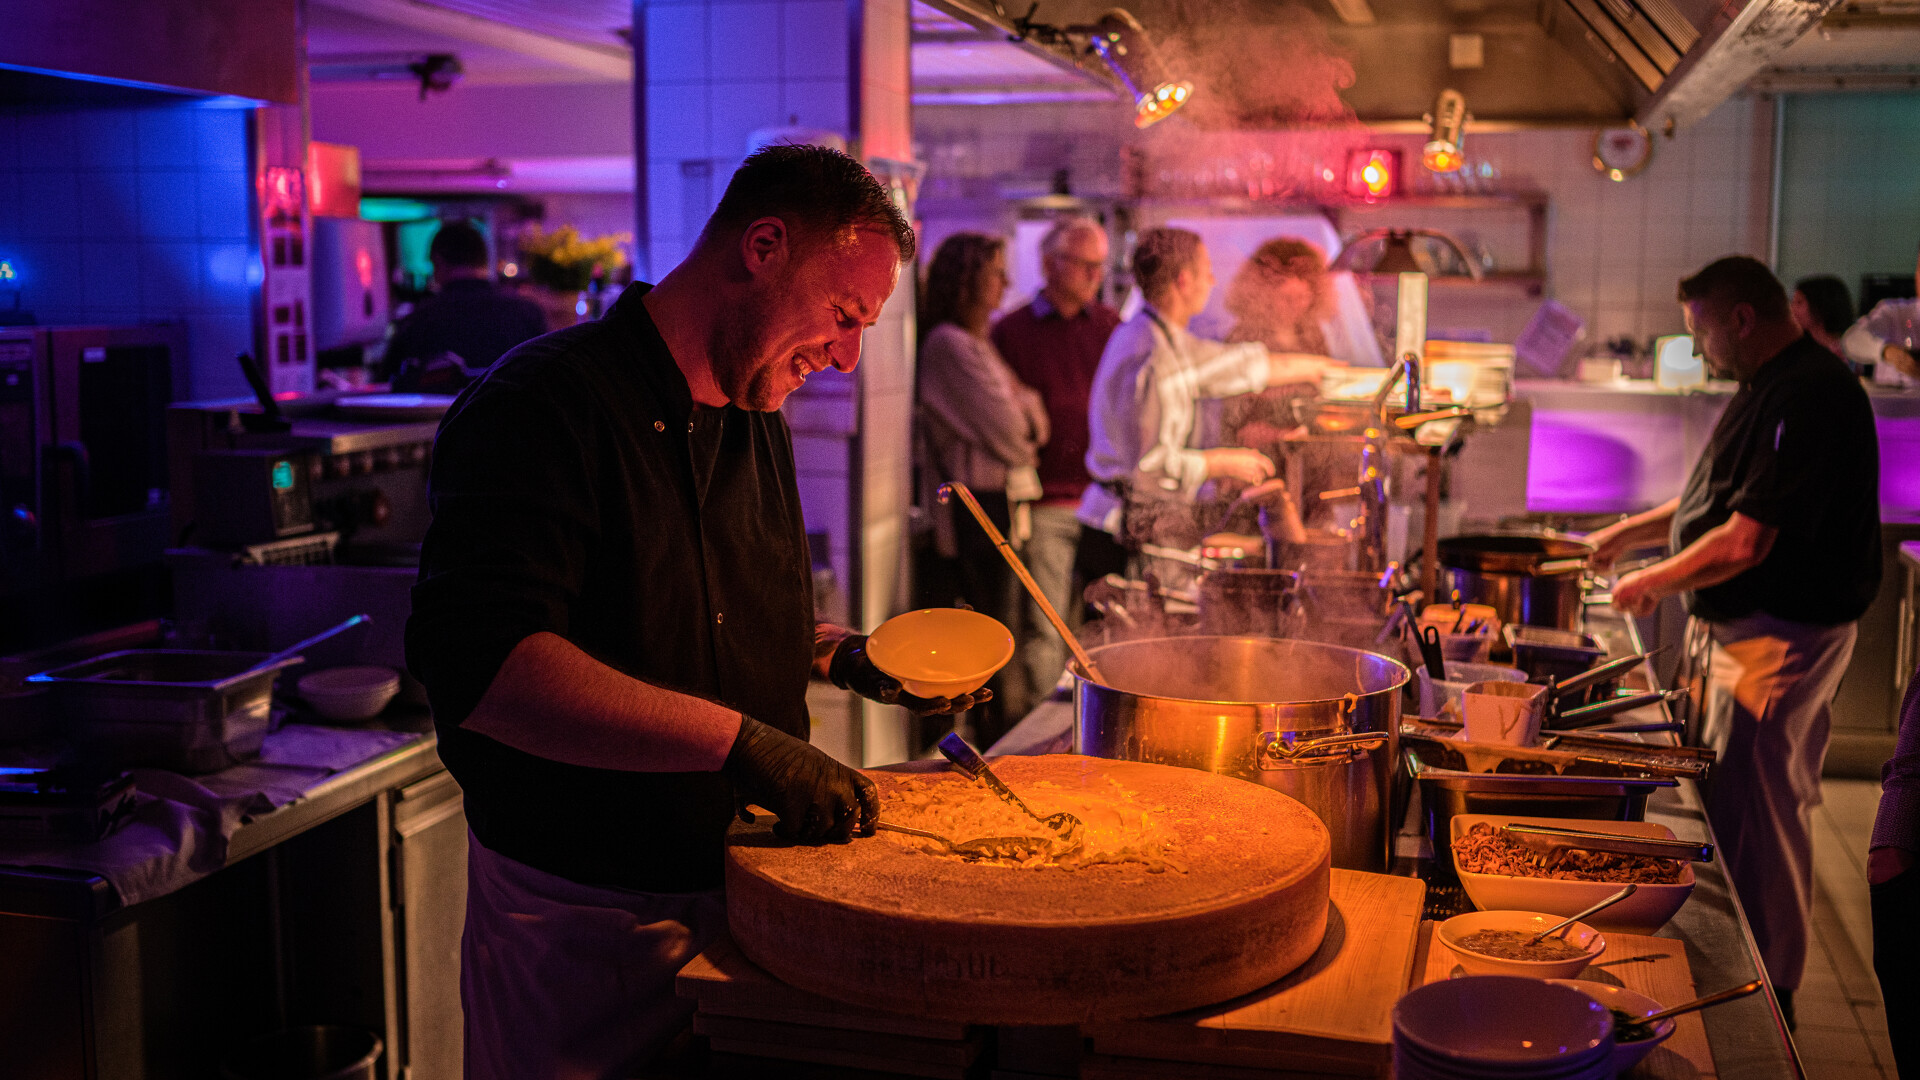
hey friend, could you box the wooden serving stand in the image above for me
[676,868,1715,1079]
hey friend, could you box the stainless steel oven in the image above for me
[0,324,187,593]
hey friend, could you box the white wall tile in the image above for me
[18,170,80,239]
[782,79,848,135]
[139,241,201,310]
[135,108,199,170]
[74,170,139,239]
[0,113,17,172]
[0,171,17,238]
[709,2,782,79]
[645,84,711,159]
[646,3,710,84]
[137,171,199,240]
[783,1,850,81]
[72,110,135,169]
[14,113,76,165]
[80,240,140,309]
[196,170,249,240]
[708,80,783,157]
[191,110,248,172]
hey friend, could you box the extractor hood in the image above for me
[922,0,1841,133]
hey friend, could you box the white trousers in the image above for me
[461,831,724,1080]
[1698,612,1857,993]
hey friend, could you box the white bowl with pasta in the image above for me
[1448,813,1696,935]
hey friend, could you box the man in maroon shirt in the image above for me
[991,217,1121,708]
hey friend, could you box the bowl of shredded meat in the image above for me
[1449,813,1696,934]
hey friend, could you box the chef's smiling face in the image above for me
[712,219,902,411]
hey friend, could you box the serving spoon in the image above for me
[1524,883,1637,945]
[937,732,1084,842]
[873,822,1052,862]
[1617,979,1767,1039]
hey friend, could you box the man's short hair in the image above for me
[1677,256,1790,321]
[702,144,916,263]
[1041,216,1106,259]
[430,221,489,269]
[1133,227,1203,297]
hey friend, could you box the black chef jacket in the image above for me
[386,278,548,374]
[406,284,815,894]
[1671,334,1881,627]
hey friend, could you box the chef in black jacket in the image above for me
[1588,256,1881,1029]
[406,146,983,1079]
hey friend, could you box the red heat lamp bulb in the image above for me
[1345,149,1398,201]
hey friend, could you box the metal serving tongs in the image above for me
[939,481,1104,684]
[937,732,1083,844]
[1500,822,1715,863]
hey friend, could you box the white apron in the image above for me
[460,830,724,1080]
[1697,611,1857,993]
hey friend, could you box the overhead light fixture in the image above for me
[1421,88,1469,173]
[309,52,463,101]
[1009,6,1193,129]
[1087,9,1191,128]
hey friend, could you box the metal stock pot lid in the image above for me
[1437,534,1593,574]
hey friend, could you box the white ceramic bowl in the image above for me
[1547,979,1677,1074]
[1437,909,1606,979]
[866,608,1014,698]
[298,665,401,722]
[1393,975,1613,1075]
[1450,812,1697,935]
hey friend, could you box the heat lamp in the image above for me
[1422,89,1469,173]
[1009,6,1193,129]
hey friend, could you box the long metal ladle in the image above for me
[938,481,1104,684]
[938,731,1083,843]
[873,821,1051,862]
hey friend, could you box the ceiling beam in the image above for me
[311,0,630,81]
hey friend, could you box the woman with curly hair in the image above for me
[1223,237,1336,355]
[915,231,1049,738]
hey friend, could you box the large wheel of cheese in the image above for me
[725,754,1331,1025]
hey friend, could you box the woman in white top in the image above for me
[915,232,1049,737]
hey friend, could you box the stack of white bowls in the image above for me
[1393,976,1615,1080]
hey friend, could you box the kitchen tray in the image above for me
[1505,624,1606,683]
[1401,720,1713,780]
[1406,744,1675,862]
[29,649,298,773]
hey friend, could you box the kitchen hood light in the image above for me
[1421,89,1469,173]
[1087,9,1192,128]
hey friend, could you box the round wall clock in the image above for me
[1593,123,1653,181]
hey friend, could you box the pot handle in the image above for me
[1256,695,1389,766]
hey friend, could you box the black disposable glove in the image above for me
[723,715,877,844]
[827,634,994,716]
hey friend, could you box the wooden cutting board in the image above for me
[1414,921,1717,1080]
[1084,869,1427,1078]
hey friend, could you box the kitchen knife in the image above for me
[1552,688,1684,728]
[1501,822,1713,863]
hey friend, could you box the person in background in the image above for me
[1871,662,1918,1078]
[407,147,981,1078]
[1078,228,1330,572]
[1224,237,1336,355]
[1789,275,1853,360]
[991,217,1120,707]
[1841,241,1920,383]
[386,220,548,393]
[1587,256,1881,1030]
[916,231,1049,739]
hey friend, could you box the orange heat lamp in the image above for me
[1090,9,1193,129]
[1346,149,1399,201]
[1421,89,1469,174]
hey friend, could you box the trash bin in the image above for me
[219,1026,383,1080]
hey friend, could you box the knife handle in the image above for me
[937,732,988,779]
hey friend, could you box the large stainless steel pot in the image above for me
[1072,636,1409,871]
[1437,535,1592,631]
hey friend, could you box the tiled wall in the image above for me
[0,103,257,399]
[639,0,856,277]
[1777,91,1920,303]
[913,95,1774,354]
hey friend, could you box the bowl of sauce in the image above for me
[1546,979,1677,1072]
[1437,909,1606,978]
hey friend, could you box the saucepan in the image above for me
[1072,636,1408,871]
[1437,534,1593,631]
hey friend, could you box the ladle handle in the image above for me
[257,614,372,672]
[1526,883,1635,944]
[937,732,1044,822]
[1637,979,1767,1027]
[938,482,1104,683]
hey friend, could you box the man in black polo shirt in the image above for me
[385,220,547,391]
[407,146,981,1078]
[1589,256,1881,1027]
